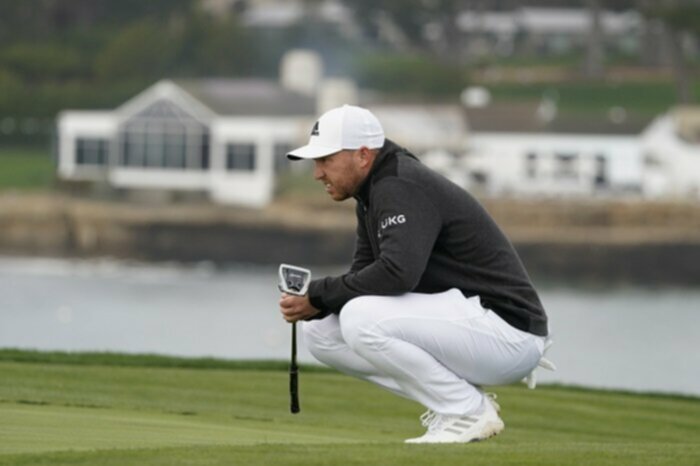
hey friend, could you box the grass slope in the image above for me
[0,351,698,465]
[0,146,53,190]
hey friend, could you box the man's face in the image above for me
[313,149,365,201]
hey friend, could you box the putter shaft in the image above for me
[290,322,300,413]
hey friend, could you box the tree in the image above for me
[584,0,605,79]
[94,20,179,82]
[643,0,700,104]
[345,0,470,54]
[176,13,256,77]
[0,0,194,40]
[0,44,83,82]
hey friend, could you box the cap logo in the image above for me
[311,121,319,136]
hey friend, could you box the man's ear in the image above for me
[357,146,374,168]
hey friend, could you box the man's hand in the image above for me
[280,293,320,322]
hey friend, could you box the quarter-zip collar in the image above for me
[354,139,417,207]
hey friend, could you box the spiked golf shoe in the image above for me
[404,395,504,444]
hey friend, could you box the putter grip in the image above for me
[290,368,300,413]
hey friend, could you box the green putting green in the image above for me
[0,402,365,454]
[0,350,698,465]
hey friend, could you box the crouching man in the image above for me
[279,105,549,444]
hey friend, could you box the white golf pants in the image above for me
[302,288,545,416]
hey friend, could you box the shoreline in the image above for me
[1,192,699,285]
[1,348,697,399]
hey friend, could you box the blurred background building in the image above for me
[1,0,699,204]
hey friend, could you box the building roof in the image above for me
[130,79,652,138]
[369,104,468,152]
[173,79,316,117]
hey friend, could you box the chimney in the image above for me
[317,78,358,114]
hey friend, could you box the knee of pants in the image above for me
[301,317,343,357]
[339,296,385,352]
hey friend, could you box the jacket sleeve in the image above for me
[307,178,442,314]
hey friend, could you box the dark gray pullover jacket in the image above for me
[307,140,548,337]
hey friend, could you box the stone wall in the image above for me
[1,193,698,284]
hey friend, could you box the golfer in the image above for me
[279,104,550,444]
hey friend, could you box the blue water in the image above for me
[1,256,698,396]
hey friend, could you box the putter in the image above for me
[278,264,311,414]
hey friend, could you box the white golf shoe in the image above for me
[404,396,504,444]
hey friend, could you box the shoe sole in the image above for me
[475,420,504,442]
[404,420,505,444]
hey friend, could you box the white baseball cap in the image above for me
[287,105,385,160]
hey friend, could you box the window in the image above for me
[163,123,186,168]
[227,143,256,171]
[525,152,538,179]
[594,154,608,188]
[118,99,209,170]
[554,152,578,179]
[470,171,488,187]
[644,152,662,168]
[145,122,164,167]
[200,134,210,169]
[122,131,145,167]
[274,143,294,173]
[76,138,109,166]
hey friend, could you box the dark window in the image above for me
[122,131,144,167]
[274,143,294,173]
[164,125,186,168]
[470,171,488,186]
[76,138,109,166]
[145,122,164,167]
[525,152,538,179]
[227,144,256,171]
[594,154,608,188]
[201,134,210,169]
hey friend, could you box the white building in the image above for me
[57,80,314,207]
[641,106,700,199]
[58,44,697,204]
[463,132,642,198]
[450,102,700,201]
[443,101,649,199]
[57,51,351,207]
[56,50,471,207]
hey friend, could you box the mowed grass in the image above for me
[0,146,54,190]
[0,350,698,465]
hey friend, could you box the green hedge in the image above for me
[352,52,468,96]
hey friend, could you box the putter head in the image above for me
[278,264,311,296]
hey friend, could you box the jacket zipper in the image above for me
[359,201,379,257]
